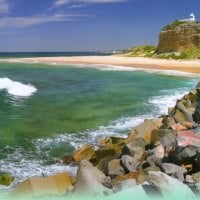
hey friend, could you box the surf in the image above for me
[0,77,37,97]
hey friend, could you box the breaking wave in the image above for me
[0,77,37,97]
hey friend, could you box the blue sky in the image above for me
[0,0,199,52]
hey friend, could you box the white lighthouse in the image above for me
[179,13,196,22]
[189,13,196,21]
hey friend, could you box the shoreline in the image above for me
[7,55,200,74]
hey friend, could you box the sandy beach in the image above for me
[14,55,200,74]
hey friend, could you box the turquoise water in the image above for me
[0,61,198,189]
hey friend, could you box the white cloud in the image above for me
[54,0,126,7]
[55,0,70,6]
[0,13,85,28]
[0,0,9,14]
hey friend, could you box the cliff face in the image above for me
[157,21,200,54]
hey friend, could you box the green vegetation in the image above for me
[162,20,186,31]
[120,45,200,60]
[121,45,157,57]
[154,49,200,60]
[162,20,199,31]
[154,52,188,60]
[182,49,200,59]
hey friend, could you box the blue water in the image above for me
[0,51,112,58]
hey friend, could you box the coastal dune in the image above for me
[17,56,200,74]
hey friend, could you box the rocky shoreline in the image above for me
[6,81,200,199]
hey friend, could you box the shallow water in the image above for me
[0,61,198,193]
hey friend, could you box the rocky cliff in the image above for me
[157,21,200,54]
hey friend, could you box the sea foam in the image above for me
[92,64,200,77]
[0,78,37,97]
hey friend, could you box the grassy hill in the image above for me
[121,45,156,57]
[118,45,200,60]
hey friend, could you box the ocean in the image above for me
[0,53,199,194]
[0,52,112,58]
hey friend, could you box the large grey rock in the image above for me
[161,163,187,182]
[161,116,176,129]
[127,118,163,144]
[171,145,198,164]
[151,129,177,157]
[129,138,148,149]
[125,145,146,161]
[154,141,165,160]
[185,175,195,185]
[192,172,200,191]
[123,138,147,158]
[75,160,113,196]
[192,171,200,181]
[176,101,194,121]
[146,142,165,165]
[193,89,200,124]
[121,155,139,173]
[97,156,114,174]
[107,159,125,177]
[196,149,200,168]
[148,171,196,199]
[154,129,177,146]
[170,90,197,126]
[191,172,200,192]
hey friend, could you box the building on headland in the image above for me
[156,13,200,54]
[179,13,196,22]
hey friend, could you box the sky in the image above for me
[0,0,199,52]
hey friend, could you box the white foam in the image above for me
[60,63,200,77]
[91,64,200,77]
[0,158,77,197]
[34,88,188,151]
[149,87,191,115]
[33,85,193,153]
[0,77,37,97]
[0,159,77,183]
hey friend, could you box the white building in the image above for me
[179,13,196,22]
